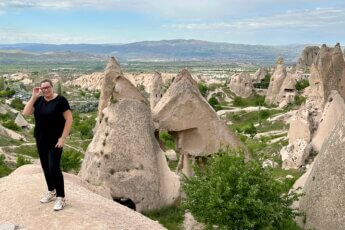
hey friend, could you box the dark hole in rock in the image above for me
[329,97,333,102]
[110,169,115,175]
[104,154,109,159]
[113,198,136,210]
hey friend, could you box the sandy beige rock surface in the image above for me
[0,165,165,230]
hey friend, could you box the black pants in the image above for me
[36,138,65,197]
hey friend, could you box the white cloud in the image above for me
[162,7,345,31]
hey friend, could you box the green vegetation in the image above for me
[0,89,15,98]
[183,150,302,230]
[72,112,96,139]
[0,155,12,178]
[10,98,25,110]
[61,149,83,173]
[16,154,32,167]
[244,122,257,138]
[208,96,221,111]
[295,79,309,92]
[198,83,208,97]
[0,77,5,90]
[3,120,20,131]
[159,131,175,150]
[294,95,306,106]
[12,145,39,158]
[143,205,185,230]
[253,73,271,89]
[233,95,266,107]
[0,134,22,146]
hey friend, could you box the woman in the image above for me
[23,79,73,211]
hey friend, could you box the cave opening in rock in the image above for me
[113,197,136,210]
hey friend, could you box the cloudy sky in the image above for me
[0,0,345,45]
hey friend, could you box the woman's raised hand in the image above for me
[32,87,41,98]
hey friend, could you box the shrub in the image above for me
[183,150,302,230]
[0,154,12,178]
[253,73,271,89]
[259,110,270,120]
[233,96,245,106]
[10,98,25,110]
[198,83,208,98]
[61,149,83,173]
[254,96,266,106]
[208,96,220,111]
[295,95,306,106]
[3,120,20,131]
[16,154,31,167]
[159,131,175,150]
[244,122,257,138]
[295,79,309,91]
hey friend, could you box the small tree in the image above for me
[208,96,220,110]
[198,83,208,98]
[183,150,301,230]
[11,98,24,110]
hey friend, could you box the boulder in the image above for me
[165,149,177,161]
[0,165,165,230]
[182,212,205,230]
[298,112,345,230]
[14,113,29,128]
[280,139,311,169]
[265,57,287,104]
[79,57,180,212]
[311,91,345,152]
[153,69,242,157]
[228,72,253,98]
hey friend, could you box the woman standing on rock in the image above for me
[23,79,73,211]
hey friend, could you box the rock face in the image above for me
[280,139,311,169]
[298,112,345,230]
[65,72,104,91]
[0,165,165,230]
[296,46,320,71]
[265,57,287,104]
[251,67,267,84]
[15,113,29,128]
[309,44,345,105]
[288,107,311,143]
[276,73,297,107]
[228,72,253,98]
[153,69,242,157]
[311,91,345,152]
[79,57,180,212]
[147,72,164,109]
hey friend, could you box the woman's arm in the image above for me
[55,110,73,148]
[22,87,40,116]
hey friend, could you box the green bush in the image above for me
[259,110,270,120]
[0,154,12,178]
[61,149,83,173]
[16,154,31,167]
[183,150,301,230]
[3,120,20,131]
[295,79,309,91]
[0,89,15,98]
[233,96,245,106]
[253,73,271,89]
[295,95,306,106]
[208,96,220,111]
[244,122,257,138]
[143,205,185,230]
[198,83,208,98]
[159,131,175,150]
[10,98,25,110]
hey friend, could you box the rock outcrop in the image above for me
[298,112,345,230]
[251,67,267,84]
[311,91,345,152]
[265,57,287,104]
[0,165,165,230]
[79,57,180,212]
[288,107,311,143]
[280,139,311,169]
[153,69,242,157]
[276,73,297,107]
[296,46,320,71]
[228,72,253,98]
[15,113,29,128]
[65,73,104,91]
[146,72,164,109]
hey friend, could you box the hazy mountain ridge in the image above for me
[0,39,310,64]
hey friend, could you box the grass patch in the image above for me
[61,149,83,173]
[159,131,175,150]
[16,154,32,167]
[0,154,12,178]
[143,205,185,230]
[14,145,39,158]
[0,134,23,146]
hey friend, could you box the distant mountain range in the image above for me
[0,39,310,64]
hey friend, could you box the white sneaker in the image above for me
[40,190,56,203]
[53,197,66,211]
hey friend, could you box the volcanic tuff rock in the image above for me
[251,67,267,84]
[311,90,345,152]
[296,46,320,71]
[153,69,242,157]
[228,72,253,98]
[65,72,104,91]
[147,72,164,109]
[0,165,165,230]
[265,57,287,104]
[79,57,180,212]
[288,107,311,143]
[299,112,345,230]
[280,139,311,169]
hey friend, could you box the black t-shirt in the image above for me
[33,95,71,141]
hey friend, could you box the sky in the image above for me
[0,0,345,45]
